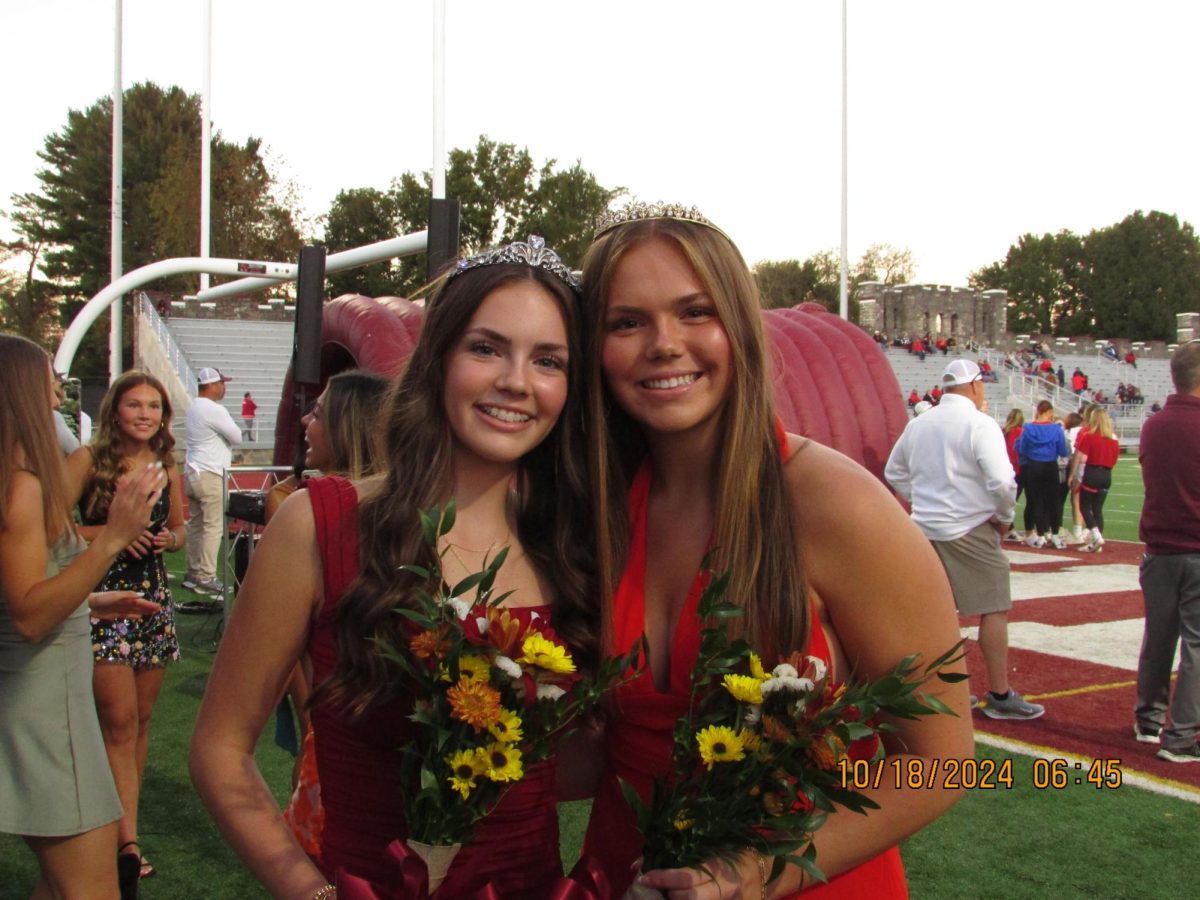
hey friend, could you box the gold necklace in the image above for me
[441,530,513,574]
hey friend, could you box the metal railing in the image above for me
[139,293,198,400]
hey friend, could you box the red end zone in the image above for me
[961,538,1199,797]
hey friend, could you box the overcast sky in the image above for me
[4,0,1198,286]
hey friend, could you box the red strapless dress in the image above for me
[306,476,563,898]
[582,457,908,898]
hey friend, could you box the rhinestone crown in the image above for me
[593,200,729,241]
[450,235,580,291]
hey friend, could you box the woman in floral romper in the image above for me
[67,371,185,887]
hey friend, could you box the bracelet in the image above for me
[167,531,178,550]
[311,886,336,900]
[756,853,769,900]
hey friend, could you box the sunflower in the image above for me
[487,709,524,744]
[518,634,575,674]
[696,725,746,769]
[447,678,503,731]
[446,748,485,799]
[479,742,524,782]
[457,653,492,683]
[723,673,764,705]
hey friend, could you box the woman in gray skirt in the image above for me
[0,334,164,899]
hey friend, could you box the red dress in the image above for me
[306,476,563,897]
[583,460,908,898]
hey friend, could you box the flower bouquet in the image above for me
[621,568,966,893]
[377,502,640,893]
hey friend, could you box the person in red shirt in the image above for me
[930,385,943,404]
[240,392,258,442]
[1125,351,1138,368]
[1070,408,1120,552]
[908,388,920,408]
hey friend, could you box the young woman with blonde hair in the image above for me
[578,204,972,898]
[1071,407,1120,553]
[0,334,164,899]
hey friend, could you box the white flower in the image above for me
[444,596,471,620]
[530,610,541,621]
[743,705,763,726]
[805,656,827,682]
[474,616,490,634]
[771,663,798,679]
[536,683,566,701]
[761,675,812,696]
[791,697,808,717]
[495,655,522,679]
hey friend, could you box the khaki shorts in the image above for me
[931,522,1012,616]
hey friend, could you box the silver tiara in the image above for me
[593,200,730,242]
[450,235,580,291]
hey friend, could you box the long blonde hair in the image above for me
[0,334,74,542]
[581,219,808,660]
[80,371,175,522]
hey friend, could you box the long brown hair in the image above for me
[80,371,175,522]
[581,219,808,661]
[313,370,389,478]
[0,334,74,542]
[319,263,596,718]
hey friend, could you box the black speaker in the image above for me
[294,246,326,385]
[427,198,461,281]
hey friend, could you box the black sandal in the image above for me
[117,841,140,900]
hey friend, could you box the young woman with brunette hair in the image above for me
[1014,400,1070,549]
[0,334,164,899]
[190,240,597,899]
[578,204,972,898]
[66,371,185,886]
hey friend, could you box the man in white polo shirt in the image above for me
[183,367,241,595]
[885,358,1045,720]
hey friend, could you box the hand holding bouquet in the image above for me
[377,502,639,889]
[623,568,966,890]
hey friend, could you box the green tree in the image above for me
[1,197,62,347]
[364,135,620,297]
[1081,210,1200,341]
[754,244,913,316]
[11,81,303,373]
[969,231,1085,336]
[322,187,401,297]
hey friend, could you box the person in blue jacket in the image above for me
[1014,400,1071,548]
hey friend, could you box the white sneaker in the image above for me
[1051,534,1068,550]
[1073,527,1087,544]
[1005,530,1025,543]
[1024,534,1045,549]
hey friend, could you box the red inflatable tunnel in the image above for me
[273,298,906,482]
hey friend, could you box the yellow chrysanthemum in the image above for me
[697,725,746,769]
[723,673,764,705]
[518,633,576,674]
[741,730,763,753]
[479,742,524,782]
[446,748,485,799]
[458,654,491,683]
[487,709,524,744]
[748,653,768,681]
[447,677,503,731]
[672,813,693,831]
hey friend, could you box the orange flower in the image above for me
[410,627,449,660]
[807,730,847,769]
[447,677,503,731]
[483,608,528,656]
[761,714,792,743]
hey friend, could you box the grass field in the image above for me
[6,456,1199,897]
[1014,452,1144,542]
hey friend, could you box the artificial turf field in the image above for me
[3,455,1198,897]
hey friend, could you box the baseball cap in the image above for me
[197,367,232,385]
[942,359,981,387]
[913,400,933,416]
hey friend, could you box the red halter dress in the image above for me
[305,476,563,897]
[582,450,908,898]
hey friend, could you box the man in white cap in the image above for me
[885,358,1044,720]
[183,367,241,595]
